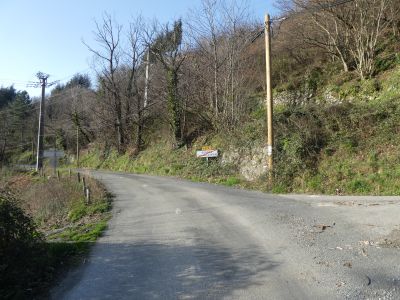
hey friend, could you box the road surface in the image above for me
[52,171,400,299]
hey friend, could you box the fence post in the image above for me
[82,177,86,194]
[85,187,91,204]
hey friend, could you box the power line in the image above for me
[276,0,356,19]
[0,68,92,92]
[312,0,355,11]
[56,68,92,83]
[251,0,357,42]
[0,87,96,116]
[0,79,33,85]
[31,88,96,113]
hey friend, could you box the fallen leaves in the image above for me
[343,262,352,268]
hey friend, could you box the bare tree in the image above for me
[124,16,149,153]
[84,13,125,151]
[220,0,252,125]
[347,0,392,79]
[187,0,223,118]
[187,0,255,129]
[280,0,398,79]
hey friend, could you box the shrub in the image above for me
[0,190,49,299]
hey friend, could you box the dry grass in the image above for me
[2,171,109,232]
[0,169,111,298]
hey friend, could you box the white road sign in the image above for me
[196,150,218,158]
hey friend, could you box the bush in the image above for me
[0,190,42,249]
[273,105,327,189]
[0,190,49,299]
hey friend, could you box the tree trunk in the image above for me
[213,44,218,117]
[135,94,143,153]
[0,138,7,163]
[116,118,123,152]
[167,68,182,148]
[115,91,124,152]
[135,119,142,154]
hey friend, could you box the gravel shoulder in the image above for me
[51,171,400,299]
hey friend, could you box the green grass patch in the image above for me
[220,177,241,187]
[50,220,109,242]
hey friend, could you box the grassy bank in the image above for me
[79,137,241,187]
[78,66,400,196]
[0,168,111,299]
[270,66,400,195]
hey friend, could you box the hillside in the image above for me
[76,64,400,195]
[1,0,400,195]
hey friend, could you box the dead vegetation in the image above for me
[3,171,108,230]
[0,168,111,298]
[378,229,400,249]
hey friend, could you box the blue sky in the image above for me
[0,0,278,98]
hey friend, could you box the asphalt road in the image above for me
[52,171,400,299]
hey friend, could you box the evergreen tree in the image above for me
[0,86,16,109]
[151,20,185,148]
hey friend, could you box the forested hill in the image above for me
[1,0,400,194]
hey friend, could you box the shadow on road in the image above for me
[53,240,280,299]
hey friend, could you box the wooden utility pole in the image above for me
[76,125,80,167]
[144,48,150,108]
[35,73,48,171]
[28,72,58,172]
[53,136,57,176]
[265,14,274,182]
